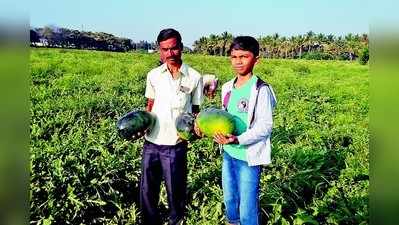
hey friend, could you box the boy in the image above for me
[214,36,277,225]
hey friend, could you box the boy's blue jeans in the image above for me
[222,151,261,225]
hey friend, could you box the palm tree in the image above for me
[192,32,367,60]
[280,36,289,58]
[207,34,219,55]
[296,35,305,58]
[271,33,280,58]
[42,26,54,47]
[327,34,335,43]
[289,36,297,58]
[304,30,315,52]
[345,33,359,60]
[220,31,233,56]
[335,36,346,59]
[361,33,368,44]
[193,36,208,54]
[259,35,273,58]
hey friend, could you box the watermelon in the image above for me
[175,112,195,141]
[116,110,156,140]
[196,108,235,138]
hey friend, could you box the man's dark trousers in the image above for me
[140,140,188,225]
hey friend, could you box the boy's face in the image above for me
[230,49,259,76]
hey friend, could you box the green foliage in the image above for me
[358,47,369,65]
[31,26,151,52]
[302,52,334,60]
[292,64,311,75]
[30,48,369,224]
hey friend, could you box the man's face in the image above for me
[230,49,259,76]
[159,37,182,65]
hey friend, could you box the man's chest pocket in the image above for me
[172,78,194,109]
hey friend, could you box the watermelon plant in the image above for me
[30,48,369,225]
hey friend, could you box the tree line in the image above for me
[30,26,369,63]
[193,31,369,63]
[30,26,156,52]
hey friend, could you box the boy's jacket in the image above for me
[221,76,277,166]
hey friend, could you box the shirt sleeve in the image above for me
[191,76,203,105]
[145,73,155,99]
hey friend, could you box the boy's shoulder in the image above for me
[257,78,277,107]
[255,77,269,89]
[222,75,268,91]
[221,78,235,91]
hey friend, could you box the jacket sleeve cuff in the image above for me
[237,133,250,145]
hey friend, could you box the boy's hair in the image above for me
[157,28,183,48]
[228,36,259,57]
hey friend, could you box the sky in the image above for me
[27,0,394,47]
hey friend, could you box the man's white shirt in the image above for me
[144,63,203,145]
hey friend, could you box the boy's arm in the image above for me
[236,86,275,146]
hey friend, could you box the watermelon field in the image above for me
[30,48,369,225]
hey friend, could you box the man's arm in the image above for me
[192,105,203,139]
[146,98,154,112]
[145,71,155,112]
[192,105,200,116]
[191,75,204,110]
[191,75,203,138]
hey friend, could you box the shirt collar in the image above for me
[160,63,188,77]
[232,75,257,89]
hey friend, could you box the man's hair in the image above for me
[157,28,183,48]
[228,36,259,56]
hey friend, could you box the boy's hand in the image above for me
[213,132,238,144]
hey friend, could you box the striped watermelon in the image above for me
[116,110,156,140]
[175,112,195,141]
[196,108,235,138]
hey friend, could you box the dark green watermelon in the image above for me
[196,108,235,138]
[117,110,156,140]
[175,112,195,141]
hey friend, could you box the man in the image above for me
[140,28,203,225]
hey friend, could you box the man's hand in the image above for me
[131,128,149,140]
[193,120,203,138]
[213,132,238,145]
[204,88,216,99]
[202,75,218,99]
